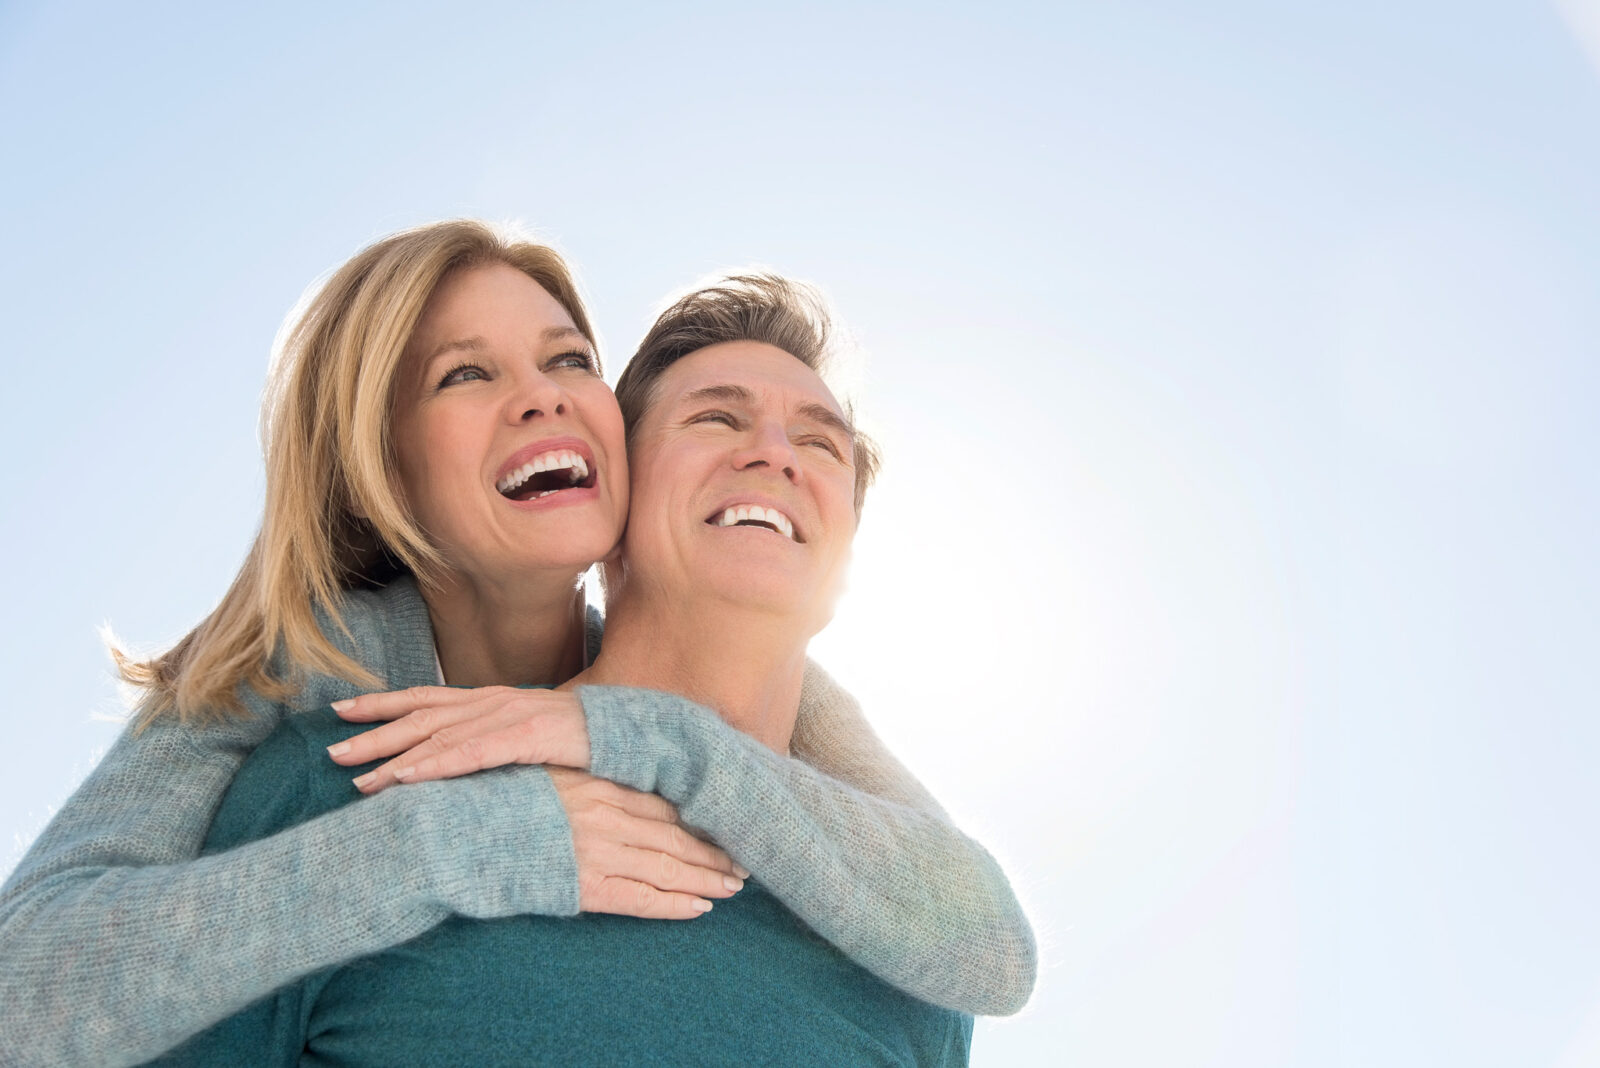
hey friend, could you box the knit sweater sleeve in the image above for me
[577,662,1037,1017]
[0,580,580,1068]
[146,715,576,1066]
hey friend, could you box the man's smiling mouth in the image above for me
[709,504,797,542]
[496,450,594,501]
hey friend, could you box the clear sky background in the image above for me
[3,2,1598,1064]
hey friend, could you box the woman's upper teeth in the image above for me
[716,504,795,541]
[496,450,589,494]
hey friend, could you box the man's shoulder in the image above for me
[202,708,371,853]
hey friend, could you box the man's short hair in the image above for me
[615,273,880,515]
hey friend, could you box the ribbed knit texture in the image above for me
[0,578,1035,1066]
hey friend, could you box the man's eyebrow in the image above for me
[679,386,853,439]
[680,384,756,407]
[796,401,855,441]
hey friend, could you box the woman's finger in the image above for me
[553,769,745,914]
[338,690,591,790]
[330,696,504,766]
[574,781,743,875]
[617,836,744,894]
[610,808,741,877]
[352,713,590,795]
[350,714,509,792]
[576,834,741,907]
[386,728,523,787]
[580,876,715,921]
[569,776,681,825]
[332,684,508,723]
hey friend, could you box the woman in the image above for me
[0,221,1032,1067]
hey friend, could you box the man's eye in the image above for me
[548,351,597,373]
[692,410,738,427]
[804,437,844,458]
[438,363,489,388]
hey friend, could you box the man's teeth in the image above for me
[716,505,795,541]
[496,450,589,494]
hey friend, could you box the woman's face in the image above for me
[390,263,628,586]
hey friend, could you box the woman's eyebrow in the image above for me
[541,325,592,348]
[423,336,488,364]
[423,327,593,366]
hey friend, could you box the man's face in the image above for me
[621,341,858,635]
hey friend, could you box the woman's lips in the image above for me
[497,449,591,499]
[493,437,598,503]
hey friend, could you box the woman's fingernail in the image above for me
[394,766,415,781]
[331,699,355,713]
[723,876,744,893]
[693,899,713,913]
[732,864,750,879]
[326,742,350,758]
[352,772,376,790]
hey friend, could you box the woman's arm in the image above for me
[0,587,411,1066]
[0,706,581,1068]
[579,674,1038,1017]
[1,580,604,1068]
[332,666,1037,1016]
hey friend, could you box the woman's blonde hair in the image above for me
[122,220,595,725]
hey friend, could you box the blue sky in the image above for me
[3,2,1598,1063]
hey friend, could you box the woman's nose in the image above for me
[504,369,567,422]
[733,420,800,482]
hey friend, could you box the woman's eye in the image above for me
[438,363,489,388]
[548,351,597,373]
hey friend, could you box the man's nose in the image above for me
[733,420,799,482]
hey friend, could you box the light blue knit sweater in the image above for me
[0,577,1035,1066]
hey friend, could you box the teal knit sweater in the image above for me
[0,577,1034,1066]
[154,707,974,1067]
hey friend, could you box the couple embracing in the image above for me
[1,220,1034,1067]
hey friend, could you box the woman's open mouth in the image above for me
[496,449,596,502]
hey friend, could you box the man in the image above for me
[156,275,981,1065]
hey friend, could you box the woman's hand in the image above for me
[548,767,746,919]
[328,686,747,918]
[328,685,590,794]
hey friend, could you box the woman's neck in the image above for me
[424,569,589,687]
[572,591,808,755]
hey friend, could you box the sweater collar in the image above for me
[373,574,442,691]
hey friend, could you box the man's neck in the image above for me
[575,592,808,755]
[424,569,588,688]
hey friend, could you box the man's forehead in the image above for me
[654,341,848,423]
